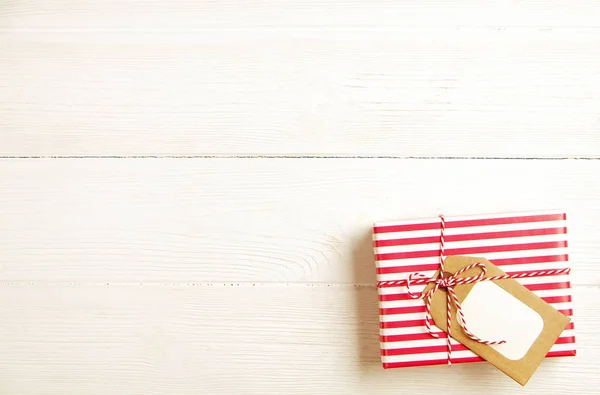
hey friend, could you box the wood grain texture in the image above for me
[1,29,599,156]
[0,158,598,284]
[0,284,595,395]
[2,0,600,30]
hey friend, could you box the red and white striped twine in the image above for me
[377,214,571,366]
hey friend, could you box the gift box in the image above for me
[373,211,575,369]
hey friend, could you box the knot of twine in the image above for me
[377,215,570,366]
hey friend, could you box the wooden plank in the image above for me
[0,284,594,394]
[1,30,599,157]
[0,158,597,283]
[2,0,599,30]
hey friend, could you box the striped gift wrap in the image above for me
[372,212,576,369]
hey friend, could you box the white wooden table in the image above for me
[1,1,599,394]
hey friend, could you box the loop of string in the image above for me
[377,215,571,366]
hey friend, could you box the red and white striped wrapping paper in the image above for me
[373,211,576,369]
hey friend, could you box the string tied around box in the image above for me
[377,215,570,366]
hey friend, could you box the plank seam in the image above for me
[0,156,599,160]
[0,282,596,288]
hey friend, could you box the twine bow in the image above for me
[377,215,570,365]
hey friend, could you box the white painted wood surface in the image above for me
[1,159,599,284]
[2,15,600,156]
[0,159,598,394]
[0,1,599,394]
[0,285,596,395]
[3,0,600,30]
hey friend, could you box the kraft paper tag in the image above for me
[428,256,571,386]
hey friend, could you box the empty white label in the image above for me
[461,281,544,360]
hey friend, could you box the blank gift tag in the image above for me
[428,256,571,386]
[461,281,544,360]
